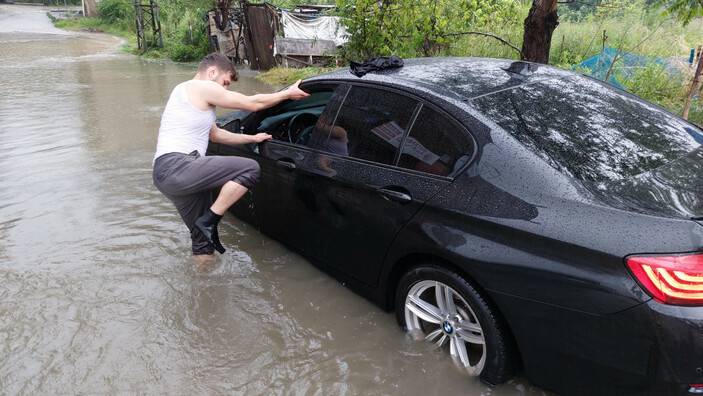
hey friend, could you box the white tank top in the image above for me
[154,81,216,161]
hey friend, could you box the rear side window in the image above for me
[330,86,418,165]
[471,76,703,183]
[398,106,473,176]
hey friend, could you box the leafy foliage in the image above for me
[657,0,703,25]
[621,63,686,107]
[163,8,211,62]
[335,0,519,60]
[97,0,133,25]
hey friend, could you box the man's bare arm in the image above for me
[209,124,272,145]
[199,79,310,111]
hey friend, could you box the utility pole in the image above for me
[683,45,703,120]
[133,0,163,51]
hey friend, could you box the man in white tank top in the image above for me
[153,53,309,265]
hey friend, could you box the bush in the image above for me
[167,42,207,62]
[621,63,686,107]
[164,9,210,62]
[98,0,133,25]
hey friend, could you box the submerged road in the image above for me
[0,5,549,395]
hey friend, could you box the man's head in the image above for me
[196,53,237,88]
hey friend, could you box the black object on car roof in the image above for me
[349,56,404,77]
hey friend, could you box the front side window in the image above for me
[398,106,473,176]
[254,87,339,148]
[328,86,418,165]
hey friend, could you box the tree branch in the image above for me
[441,31,524,58]
[604,20,665,82]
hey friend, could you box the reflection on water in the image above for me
[0,5,548,395]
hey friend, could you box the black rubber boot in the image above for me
[195,209,226,254]
[211,223,224,254]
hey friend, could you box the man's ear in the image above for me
[207,66,218,80]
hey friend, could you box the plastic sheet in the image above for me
[281,11,348,46]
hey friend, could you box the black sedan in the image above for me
[209,57,703,396]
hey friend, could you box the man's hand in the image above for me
[210,124,273,146]
[251,133,272,143]
[286,80,310,100]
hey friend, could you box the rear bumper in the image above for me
[491,292,703,396]
[646,302,703,391]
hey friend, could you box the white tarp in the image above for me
[281,11,348,46]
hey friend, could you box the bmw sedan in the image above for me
[208,57,703,396]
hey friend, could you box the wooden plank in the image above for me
[245,4,277,70]
[280,54,313,66]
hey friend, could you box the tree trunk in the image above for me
[82,0,98,18]
[521,0,559,64]
[683,46,703,120]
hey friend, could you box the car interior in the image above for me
[253,89,334,146]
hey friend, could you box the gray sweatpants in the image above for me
[152,150,260,255]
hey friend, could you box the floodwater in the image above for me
[0,5,548,395]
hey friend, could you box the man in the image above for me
[153,53,309,263]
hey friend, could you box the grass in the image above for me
[256,66,339,86]
[51,15,139,54]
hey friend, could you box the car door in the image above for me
[238,83,349,257]
[211,85,340,235]
[293,84,475,286]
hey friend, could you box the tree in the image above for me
[521,0,559,64]
[83,0,98,17]
[683,47,703,120]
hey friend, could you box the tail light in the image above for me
[626,253,703,306]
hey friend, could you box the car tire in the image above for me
[395,264,516,385]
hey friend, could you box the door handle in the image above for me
[276,159,296,170]
[377,188,412,203]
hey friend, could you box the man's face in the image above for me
[207,66,232,88]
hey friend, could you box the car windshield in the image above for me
[471,76,703,183]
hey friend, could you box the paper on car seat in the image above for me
[371,121,440,165]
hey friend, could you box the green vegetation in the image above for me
[334,0,703,125]
[51,0,213,61]
[658,0,703,25]
[48,0,703,124]
[256,66,338,86]
[51,14,138,52]
[336,0,519,60]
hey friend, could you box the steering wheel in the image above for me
[286,113,319,144]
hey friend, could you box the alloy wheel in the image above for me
[404,280,486,376]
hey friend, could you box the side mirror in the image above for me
[217,109,251,133]
[224,119,241,134]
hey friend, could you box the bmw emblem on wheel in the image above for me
[442,321,453,334]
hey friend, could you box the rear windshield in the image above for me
[471,76,703,183]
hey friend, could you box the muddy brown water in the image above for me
[0,5,549,395]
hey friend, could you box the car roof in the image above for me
[305,57,574,100]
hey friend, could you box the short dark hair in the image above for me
[198,53,237,81]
